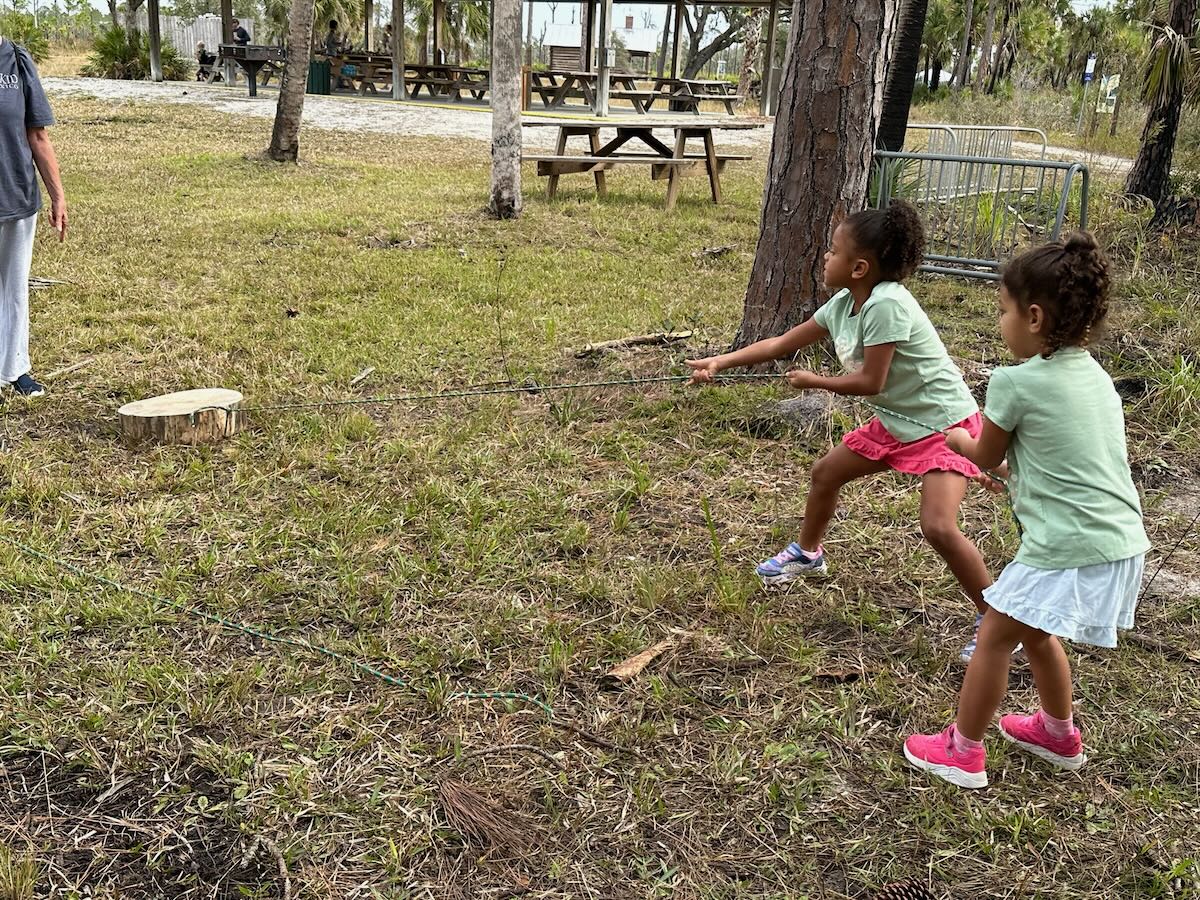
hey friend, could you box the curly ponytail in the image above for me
[1001,232,1111,357]
[843,200,927,282]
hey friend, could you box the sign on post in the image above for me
[1083,53,1096,83]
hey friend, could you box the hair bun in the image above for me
[1063,231,1100,255]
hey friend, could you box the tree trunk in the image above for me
[107,0,120,30]
[952,0,974,88]
[490,0,523,219]
[267,0,317,162]
[419,20,428,62]
[877,0,928,152]
[1125,0,1199,206]
[735,0,899,347]
[931,56,942,90]
[986,0,1012,93]
[1109,74,1122,137]
[923,49,930,87]
[657,5,672,77]
[737,8,766,101]
[974,0,997,91]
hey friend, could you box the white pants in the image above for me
[0,213,37,383]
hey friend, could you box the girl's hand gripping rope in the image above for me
[685,358,722,385]
[947,426,1009,494]
[784,368,820,390]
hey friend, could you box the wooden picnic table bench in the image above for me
[650,77,745,115]
[405,63,490,101]
[521,119,761,210]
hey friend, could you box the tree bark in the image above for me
[490,0,523,219]
[106,0,120,30]
[737,8,765,104]
[951,0,974,88]
[657,5,672,77]
[1109,74,1122,137]
[267,0,317,162]
[974,0,997,91]
[736,0,899,347]
[877,0,928,152]
[930,56,942,90]
[1125,0,1199,206]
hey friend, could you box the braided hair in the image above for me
[843,200,927,282]
[1001,232,1111,358]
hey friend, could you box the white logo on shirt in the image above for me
[834,335,861,370]
[0,73,19,90]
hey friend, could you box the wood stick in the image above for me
[602,637,675,686]
[573,330,693,357]
[44,357,96,380]
[350,366,376,387]
[456,743,566,770]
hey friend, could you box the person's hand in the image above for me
[686,358,722,385]
[785,368,819,390]
[49,200,67,242]
[972,460,1010,494]
[944,426,972,455]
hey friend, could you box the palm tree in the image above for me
[952,0,976,87]
[922,0,956,89]
[878,0,929,152]
[1125,0,1199,207]
[268,0,318,161]
[489,0,522,218]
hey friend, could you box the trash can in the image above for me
[306,59,331,95]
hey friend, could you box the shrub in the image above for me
[80,27,192,81]
[0,11,50,63]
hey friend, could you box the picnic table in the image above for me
[405,63,490,101]
[651,77,744,115]
[214,44,285,96]
[522,118,761,210]
[530,71,742,115]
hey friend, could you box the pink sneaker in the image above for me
[998,711,1087,770]
[903,725,988,789]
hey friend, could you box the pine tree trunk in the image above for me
[877,0,928,152]
[267,0,317,162]
[737,8,766,103]
[931,56,942,90]
[974,0,997,91]
[1125,0,1198,205]
[490,0,523,219]
[735,0,899,347]
[952,0,974,88]
[1109,75,1123,137]
[657,6,671,77]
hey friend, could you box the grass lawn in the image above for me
[1,95,1198,899]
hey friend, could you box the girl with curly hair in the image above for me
[904,232,1149,788]
[688,201,995,659]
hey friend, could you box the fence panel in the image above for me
[872,150,1090,281]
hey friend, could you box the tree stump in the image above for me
[118,388,245,447]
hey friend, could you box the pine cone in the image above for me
[874,881,939,900]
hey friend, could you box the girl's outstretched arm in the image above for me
[947,417,1011,469]
[785,342,896,396]
[686,318,829,384]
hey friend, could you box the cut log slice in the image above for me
[118,388,245,447]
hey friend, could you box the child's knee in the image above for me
[919,512,962,551]
[810,454,841,490]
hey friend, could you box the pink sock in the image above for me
[952,724,984,755]
[1041,710,1074,739]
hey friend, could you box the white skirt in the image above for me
[983,553,1146,648]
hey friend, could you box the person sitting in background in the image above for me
[232,18,251,45]
[323,20,343,56]
[195,41,217,81]
[381,23,393,54]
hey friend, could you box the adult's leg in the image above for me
[920,471,992,613]
[0,214,37,383]
[797,444,889,550]
[955,609,1066,740]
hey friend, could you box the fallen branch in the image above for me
[554,720,646,760]
[260,836,292,900]
[572,331,693,358]
[1125,632,1200,664]
[44,357,96,381]
[439,779,539,852]
[456,743,566,771]
[349,366,375,387]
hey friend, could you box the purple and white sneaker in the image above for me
[756,542,827,584]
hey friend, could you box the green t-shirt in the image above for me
[812,282,977,442]
[984,348,1150,569]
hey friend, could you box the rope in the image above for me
[0,534,554,718]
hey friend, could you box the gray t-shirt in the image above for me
[0,39,55,222]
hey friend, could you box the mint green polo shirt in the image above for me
[812,282,977,442]
[984,348,1150,569]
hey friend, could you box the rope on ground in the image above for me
[0,533,555,718]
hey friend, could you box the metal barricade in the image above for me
[872,150,1090,281]
[902,124,1050,204]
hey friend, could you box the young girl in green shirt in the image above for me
[687,201,996,659]
[904,232,1150,789]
